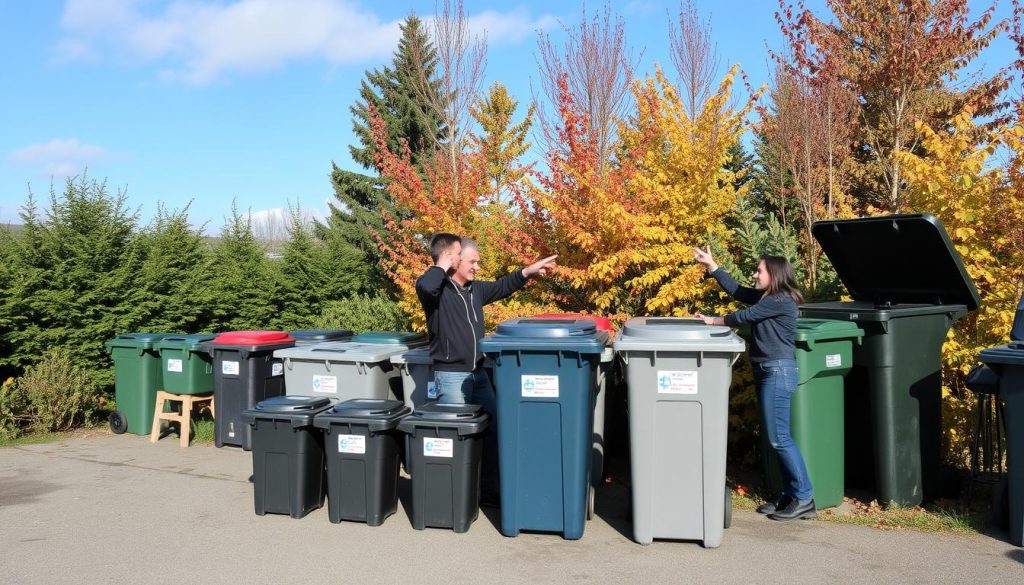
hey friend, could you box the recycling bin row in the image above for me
[243,396,489,532]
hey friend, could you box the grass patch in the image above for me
[0,431,66,447]
[192,417,215,444]
[817,499,985,534]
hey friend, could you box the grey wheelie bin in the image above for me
[243,395,332,518]
[798,214,979,506]
[275,333,427,402]
[614,317,745,548]
[978,292,1024,546]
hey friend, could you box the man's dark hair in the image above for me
[429,232,461,263]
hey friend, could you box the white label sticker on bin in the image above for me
[167,358,183,373]
[427,380,438,400]
[271,362,283,376]
[338,434,366,454]
[522,375,559,398]
[313,375,338,395]
[825,354,842,368]
[222,361,240,375]
[657,371,698,394]
[228,422,235,438]
[424,437,453,458]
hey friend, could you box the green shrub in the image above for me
[313,294,411,333]
[0,377,28,440]
[16,350,98,433]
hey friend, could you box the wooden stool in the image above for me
[150,391,215,448]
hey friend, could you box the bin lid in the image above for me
[812,214,980,310]
[795,319,863,343]
[210,330,295,346]
[390,347,433,365]
[532,313,613,331]
[155,334,216,351]
[613,317,746,353]
[397,402,489,436]
[979,345,1024,367]
[313,399,410,431]
[480,318,608,353]
[242,395,332,427]
[275,341,416,363]
[105,333,171,351]
[351,331,428,346]
[288,329,354,343]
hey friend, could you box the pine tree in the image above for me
[322,14,444,282]
[207,203,277,331]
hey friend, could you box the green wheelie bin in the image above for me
[155,335,216,395]
[763,319,863,509]
[105,333,172,435]
[798,214,979,507]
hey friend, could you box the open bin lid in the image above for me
[242,395,331,427]
[352,331,428,346]
[313,399,410,431]
[288,329,354,343]
[397,402,489,436]
[812,214,980,310]
[480,318,608,353]
[613,317,746,354]
[156,334,216,352]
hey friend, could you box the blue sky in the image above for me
[0,1,1015,233]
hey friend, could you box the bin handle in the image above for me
[731,353,740,366]
[324,359,332,372]
[357,362,367,375]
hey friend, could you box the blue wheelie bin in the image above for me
[479,317,607,540]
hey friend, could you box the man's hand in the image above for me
[435,248,460,272]
[692,246,718,273]
[523,255,558,278]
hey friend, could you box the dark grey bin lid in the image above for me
[812,214,980,310]
[480,318,608,353]
[288,329,354,343]
[313,399,410,432]
[397,402,489,436]
[242,395,332,428]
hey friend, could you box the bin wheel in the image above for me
[109,411,128,435]
[724,486,732,529]
[587,484,595,520]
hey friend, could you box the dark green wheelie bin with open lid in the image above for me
[763,319,863,509]
[105,333,172,435]
[798,214,979,507]
[978,291,1024,546]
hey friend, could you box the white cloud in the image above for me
[7,138,112,179]
[56,0,559,84]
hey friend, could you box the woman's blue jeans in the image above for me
[754,358,814,501]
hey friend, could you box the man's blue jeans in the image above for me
[434,369,499,494]
[754,358,814,502]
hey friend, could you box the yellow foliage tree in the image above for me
[899,110,1024,464]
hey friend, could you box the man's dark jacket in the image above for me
[415,266,528,372]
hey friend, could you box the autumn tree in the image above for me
[470,81,535,203]
[776,0,1009,212]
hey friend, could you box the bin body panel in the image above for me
[799,303,962,506]
[249,418,326,518]
[277,341,426,403]
[106,334,170,435]
[764,320,860,509]
[209,344,291,450]
[156,335,216,395]
[624,349,733,547]
[979,345,1024,546]
[314,399,410,526]
[391,348,435,410]
[481,318,607,540]
[398,403,489,533]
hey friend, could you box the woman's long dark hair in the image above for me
[760,255,804,303]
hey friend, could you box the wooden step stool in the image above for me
[150,391,215,448]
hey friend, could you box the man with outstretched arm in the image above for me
[415,233,557,505]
